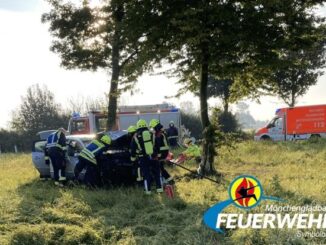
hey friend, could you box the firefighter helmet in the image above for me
[149,119,160,129]
[137,119,148,129]
[127,125,137,133]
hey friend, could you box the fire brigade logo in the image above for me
[203,175,282,233]
[229,175,262,209]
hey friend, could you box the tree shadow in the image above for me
[9,176,231,245]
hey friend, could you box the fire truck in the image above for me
[68,103,181,135]
[254,104,326,141]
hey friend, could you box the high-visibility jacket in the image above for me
[79,140,108,165]
[183,144,201,158]
[46,130,67,151]
[130,128,154,161]
[153,130,170,160]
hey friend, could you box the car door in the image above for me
[66,139,86,178]
[32,140,50,178]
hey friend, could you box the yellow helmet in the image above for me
[100,134,111,145]
[149,119,160,128]
[127,125,137,133]
[137,119,148,129]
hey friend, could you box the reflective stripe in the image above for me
[46,142,57,148]
[168,136,178,139]
[144,180,149,192]
[137,167,143,181]
[159,133,169,151]
[79,140,105,165]
[80,151,97,164]
[131,156,137,161]
[82,149,95,159]
[44,156,49,160]
[47,143,65,150]
[134,137,142,153]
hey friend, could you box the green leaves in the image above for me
[11,84,68,137]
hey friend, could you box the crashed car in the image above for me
[32,130,137,186]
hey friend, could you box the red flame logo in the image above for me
[235,178,255,207]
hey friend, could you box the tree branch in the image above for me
[120,49,138,69]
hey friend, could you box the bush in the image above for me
[0,130,33,152]
[216,111,240,133]
[181,112,203,139]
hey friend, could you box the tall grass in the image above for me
[1,140,326,244]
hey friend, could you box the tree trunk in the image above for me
[198,46,216,175]
[107,12,121,130]
[223,90,230,113]
[223,99,229,113]
[290,89,296,108]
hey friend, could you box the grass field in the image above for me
[1,140,326,244]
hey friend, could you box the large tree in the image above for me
[263,43,326,107]
[132,0,326,174]
[42,0,153,129]
[11,84,68,137]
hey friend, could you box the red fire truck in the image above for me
[68,103,181,135]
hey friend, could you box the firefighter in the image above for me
[45,128,68,187]
[127,125,137,145]
[74,133,112,187]
[130,119,163,194]
[149,119,173,184]
[127,125,143,183]
[166,121,179,147]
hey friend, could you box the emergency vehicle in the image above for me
[68,103,181,135]
[254,104,326,141]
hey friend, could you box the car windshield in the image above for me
[266,117,280,128]
[95,116,107,132]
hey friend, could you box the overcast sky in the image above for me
[0,0,325,129]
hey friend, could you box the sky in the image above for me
[0,0,325,129]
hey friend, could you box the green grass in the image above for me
[1,140,326,244]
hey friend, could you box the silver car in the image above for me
[32,134,94,179]
[32,130,135,185]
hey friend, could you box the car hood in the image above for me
[105,130,130,149]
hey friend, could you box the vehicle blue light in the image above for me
[72,112,80,118]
